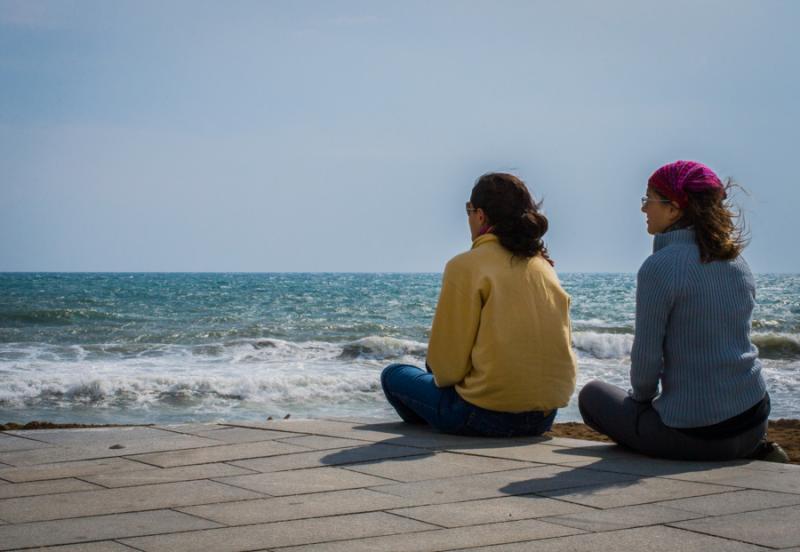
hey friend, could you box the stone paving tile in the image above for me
[128,440,308,468]
[225,419,366,436]
[344,451,532,482]
[230,443,428,473]
[541,503,702,532]
[9,542,140,551]
[741,459,800,472]
[190,427,303,444]
[275,435,368,451]
[370,465,636,505]
[0,458,154,483]
[322,416,389,423]
[658,488,800,516]
[538,475,735,508]
[385,434,528,451]
[0,434,53,453]
[389,495,593,527]
[0,477,101,499]
[274,518,584,552]
[672,504,800,549]
[450,525,768,552]
[229,420,510,449]
[215,466,397,495]
[179,488,418,525]
[440,443,630,467]
[535,437,621,449]
[0,509,220,550]
[158,423,229,434]
[4,427,175,446]
[120,511,435,552]
[82,462,256,488]
[578,456,748,478]
[0,434,223,467]
[663,463,800,493]
[0,479,265,523]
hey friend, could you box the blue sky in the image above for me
[2,0,798,273]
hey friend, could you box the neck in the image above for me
[478,225,495,237]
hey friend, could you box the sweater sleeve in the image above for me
[426,261,482,388]
[629,255,675,402]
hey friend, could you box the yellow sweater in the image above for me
[427,234,577,412]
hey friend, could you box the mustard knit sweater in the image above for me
[427,234,577,412]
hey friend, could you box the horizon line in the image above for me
[1,270,798,275]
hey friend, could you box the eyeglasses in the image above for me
[465,202,477,215]
[641,196,672,207]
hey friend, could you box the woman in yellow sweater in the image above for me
[381,173,577,437]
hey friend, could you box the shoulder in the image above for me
[444,249,476,275]
[442,249,482,291]
[638,249,673,280]
[445,239,505,273]
[637,249,681,294]
[641,235,698,273]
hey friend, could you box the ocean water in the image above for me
[0,272,798,424]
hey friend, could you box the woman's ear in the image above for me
[477,208,489,226]
[668,203,683,224]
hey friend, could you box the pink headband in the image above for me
[648,160,723,209]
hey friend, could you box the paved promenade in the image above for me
[0,419,799,551]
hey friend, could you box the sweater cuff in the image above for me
[628,388,656,403]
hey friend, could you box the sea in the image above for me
[1,272,798,425]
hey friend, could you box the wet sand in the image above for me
[547,419,800,464]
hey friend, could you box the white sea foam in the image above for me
[0,356,384,416]
[572,331,634,359]
[339,336,428,360]
[752,333,800,359]
[1,331,798,422]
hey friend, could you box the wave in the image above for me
[339,336,428,360]
[2,331,795,371]
[570,332,800,361]
[0,370,382,410]
[0,309,123,325]
[753,333,800,360]
[572,319,635,334]
[572,331,633,359]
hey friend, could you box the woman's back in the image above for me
[633,228,766,427]
[428,233,576,413]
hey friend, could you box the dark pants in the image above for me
[578,380,766,461]
[381,363,557,438]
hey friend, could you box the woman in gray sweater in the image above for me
[578,160,784,461]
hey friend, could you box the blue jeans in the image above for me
[381,363,557,438]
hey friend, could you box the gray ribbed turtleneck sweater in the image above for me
[629,228,767,428]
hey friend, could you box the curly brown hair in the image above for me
[469,173,553,264]
[668,179,749,263]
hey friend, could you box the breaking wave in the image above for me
[753,333,800,360]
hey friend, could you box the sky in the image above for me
[1,0,799,273]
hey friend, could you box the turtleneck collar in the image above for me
[653,227,695,253]
[471,233,498,250]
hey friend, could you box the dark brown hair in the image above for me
[470,172,552,264]
[660,179,748,263]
